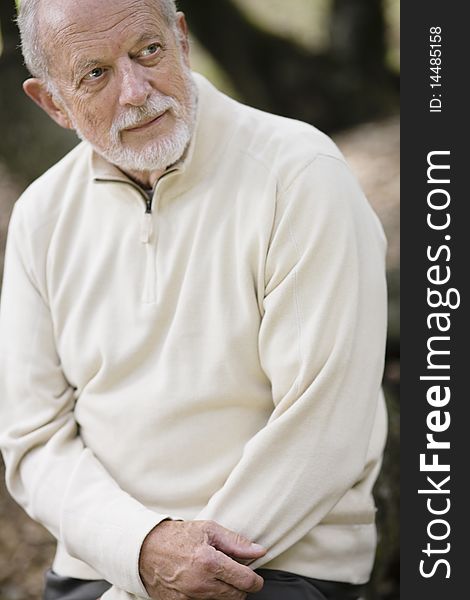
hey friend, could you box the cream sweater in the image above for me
[0,74,387,599]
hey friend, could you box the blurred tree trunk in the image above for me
[177,0,398,132]
[0,0,76,185]
[330,0,387,78]
[1,0,21,56]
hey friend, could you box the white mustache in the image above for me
[112,95,180,135]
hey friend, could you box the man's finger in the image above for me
[196,579,247,600]
[204,521,266,559]
[211,549,264,593]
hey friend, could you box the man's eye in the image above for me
[139,44,161,58]
[84,67,105,81]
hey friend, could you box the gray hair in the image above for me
[17,0,178,81]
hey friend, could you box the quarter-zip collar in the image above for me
[90,141,185,203]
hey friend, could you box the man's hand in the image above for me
[139,519,266,600]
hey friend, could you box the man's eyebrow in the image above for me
[131,31,165,49]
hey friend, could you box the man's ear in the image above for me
[23,78,73,130]
[175,12,190,65]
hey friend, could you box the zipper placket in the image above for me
[140,169,178,304]
[95,171,178,304]
[141,194,156,303]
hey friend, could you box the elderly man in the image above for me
[0,1,387,599]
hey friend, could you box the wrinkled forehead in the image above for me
[40,0,172,76]
[40,0,171,37]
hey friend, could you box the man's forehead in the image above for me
[40,0,168,44]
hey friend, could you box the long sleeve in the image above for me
[0,203,164,597]
[196,154,387,567]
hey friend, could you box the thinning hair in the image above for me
[17,0,178,81]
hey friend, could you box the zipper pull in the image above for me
[141,212,153,244]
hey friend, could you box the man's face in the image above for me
[41,0,196,174]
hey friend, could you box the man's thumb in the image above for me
[206,522,266,559]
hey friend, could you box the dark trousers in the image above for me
[44,568,364,600]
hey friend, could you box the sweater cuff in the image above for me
[61,491,168,596]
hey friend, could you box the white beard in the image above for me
[70,69,198,173]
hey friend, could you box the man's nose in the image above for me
[118,63,152,107]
